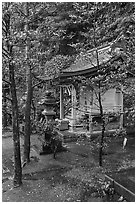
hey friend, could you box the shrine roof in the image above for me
[62,44,112,75]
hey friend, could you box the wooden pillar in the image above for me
[60,86,64,119]
[116,86,123,128]
[120,86,123,128]
[71,84,76,130]
[89,114,93,133]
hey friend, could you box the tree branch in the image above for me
[32,72,50,82]
[2,95,12,102]
[2,46,10,56]
[2,51,10,59]
[2,20,6,28]
[2,27,7,34]
[127,70,135,77]
[94,90,99,101]
[2,78,11,85]
[93,101,100,109]
[32,81,44,88]
[13,4,27,18]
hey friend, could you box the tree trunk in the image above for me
[2,89,8,128]
[99,118,105,166]
[32,99,36,120]
[98,86,105,167]
[4,3,22,187]
[93,13,106,166]
[23,2,33,163]
[24,70,33,163]
[9,60,22,187]
[94,33,106,166]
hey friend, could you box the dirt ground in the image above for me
[2,130,135,202]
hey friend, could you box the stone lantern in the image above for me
[38,90,57,155]
[39,90,56,124]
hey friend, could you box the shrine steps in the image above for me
[58,128,119,143]
[58,129,90,143]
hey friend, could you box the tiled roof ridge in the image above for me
[86,43,112,54]
[63,43,112,73]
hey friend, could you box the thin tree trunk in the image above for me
[24,70,33,162]
[93,9,105,166]
[9,59,22,187]
[2,89,8,128]
[99,124,105,166]
[32,100,36,120]
[4,3,22,187]
[98,88,105,167]
[23,2,33,163]
[94,45,105,166]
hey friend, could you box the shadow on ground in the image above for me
[2,130,135,202]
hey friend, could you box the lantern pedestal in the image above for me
[38,91,65,156]
[38,91,56,154]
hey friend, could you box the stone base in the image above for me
[56,119,69,131]
[39,144,67,155]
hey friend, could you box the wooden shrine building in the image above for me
[57,43,124,132]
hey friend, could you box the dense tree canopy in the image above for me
[3,2,135,84]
